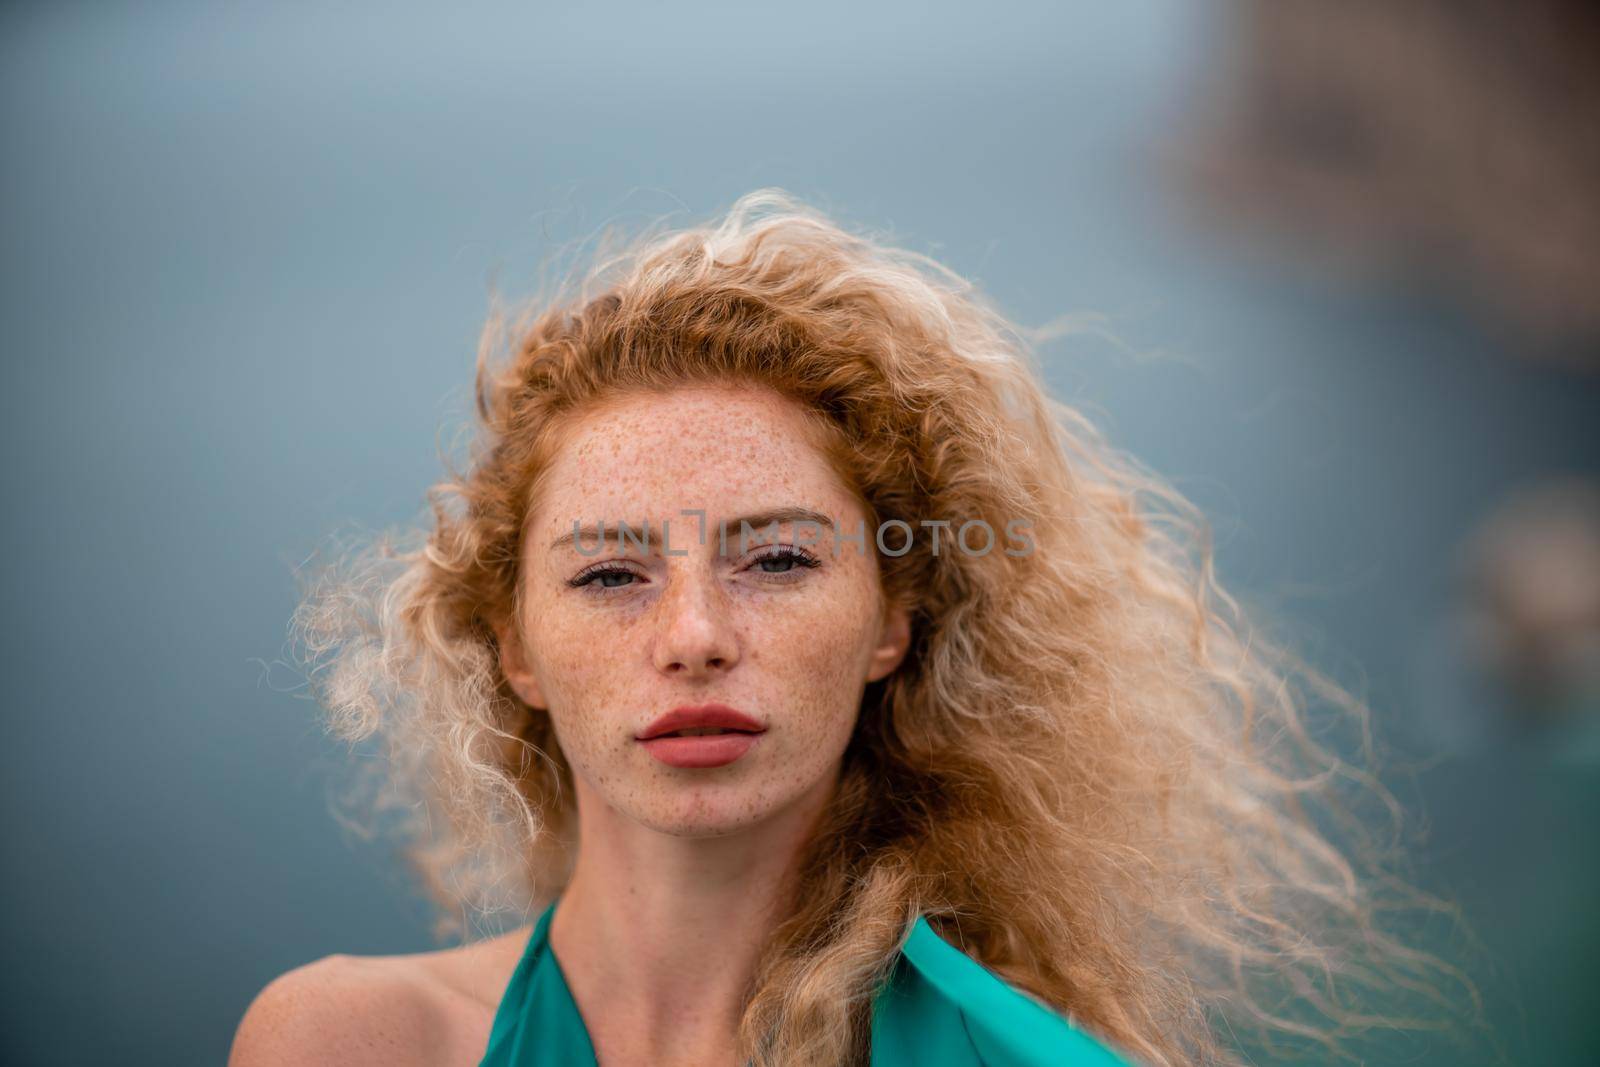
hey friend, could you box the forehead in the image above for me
[529,382,854,533]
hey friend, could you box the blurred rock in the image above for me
[1178,0,1600,363]
[1458,478,1600,732]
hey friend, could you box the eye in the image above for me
[746,544,822,578]
[568,562,643,592]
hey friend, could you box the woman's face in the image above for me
[496,381,910,838]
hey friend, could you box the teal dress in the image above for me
[479,898,1136,1066]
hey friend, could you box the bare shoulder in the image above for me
[228,927,532,1067]
[227,953,450,1067]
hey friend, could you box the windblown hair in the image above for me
[291,190,1483,1065]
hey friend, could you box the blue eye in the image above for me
[568,563,640,591]
[748,545,822,576]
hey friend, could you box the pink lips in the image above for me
[636,703,766,768]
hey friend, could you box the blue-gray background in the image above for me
[3,2,1595,1064]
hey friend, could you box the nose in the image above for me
[651,569,741,679]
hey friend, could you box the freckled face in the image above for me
[501,382,908,837]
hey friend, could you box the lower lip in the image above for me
[638,731,763,768]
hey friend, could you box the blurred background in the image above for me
[3,1,1596,1063]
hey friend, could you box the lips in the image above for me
[636,703,765,741]
[636,704,766,769]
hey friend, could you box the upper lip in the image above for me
[636,703,765,740]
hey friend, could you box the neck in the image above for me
[548,766,838,1066]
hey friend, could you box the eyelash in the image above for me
[567,544,822,593]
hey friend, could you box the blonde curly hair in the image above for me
[291,190,1483,1065]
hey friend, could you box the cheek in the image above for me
[523,607,636,756]
[744,590,881,745]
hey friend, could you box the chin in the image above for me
[630,786,784,838]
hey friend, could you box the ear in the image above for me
[493,618,547,709]
[865,600,912,683]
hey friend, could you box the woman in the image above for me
[231,191,1475,1066]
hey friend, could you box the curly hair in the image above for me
[289,189,1484,1065]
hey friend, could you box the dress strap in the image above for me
[478,898,599,1067]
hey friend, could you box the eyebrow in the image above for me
[547,506,835,552]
